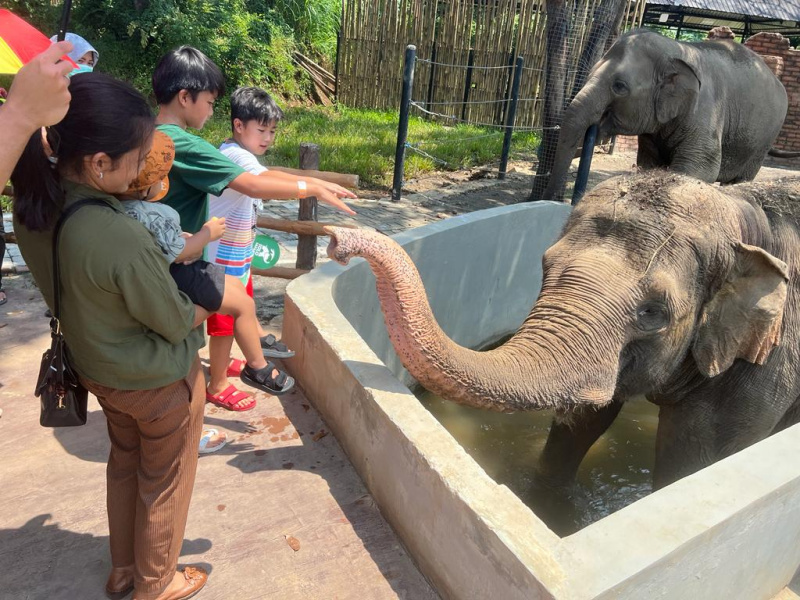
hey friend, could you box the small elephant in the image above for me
[535,30,789,201]
[325,172,800,495]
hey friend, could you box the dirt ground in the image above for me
[398,150,800,204]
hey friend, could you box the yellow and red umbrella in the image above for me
[0,9,76,75]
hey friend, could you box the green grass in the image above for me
[198,105,540,188]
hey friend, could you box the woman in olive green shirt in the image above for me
[12,73,210,600]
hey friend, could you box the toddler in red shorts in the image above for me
[120,131,295,409]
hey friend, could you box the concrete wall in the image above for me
[283,202,800,600]
[283,203,572,600]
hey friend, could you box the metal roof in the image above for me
[643,1,800,37]
[649,1,800,21]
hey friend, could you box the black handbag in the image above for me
[35,199,109,427]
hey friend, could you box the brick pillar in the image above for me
[745,32,800,152]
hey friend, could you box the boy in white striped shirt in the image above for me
[207,87,297,389]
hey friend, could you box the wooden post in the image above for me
[297,143,320,270]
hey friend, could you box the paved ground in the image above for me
[0,281,439,600]
[2,152,800,599]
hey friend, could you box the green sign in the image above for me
[252,234,280,270]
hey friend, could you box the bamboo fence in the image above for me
[337,0,647,129]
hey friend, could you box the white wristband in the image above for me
[297,180,308,199]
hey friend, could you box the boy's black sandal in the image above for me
[260,334,295,359]
[241,362,295,395]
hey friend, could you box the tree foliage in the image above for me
[6,0,340,100]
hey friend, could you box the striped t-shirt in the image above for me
[206,141,268,284]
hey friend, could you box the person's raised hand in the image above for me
[311,182,357,215]
[202,216,226,241]
[311,177,358,200]
[4,41,74,134]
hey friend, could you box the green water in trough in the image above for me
[417,390,659,537]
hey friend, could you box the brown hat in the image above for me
[126,130,175,201]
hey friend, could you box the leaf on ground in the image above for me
[312,429,328,442]
[285,535,301,552]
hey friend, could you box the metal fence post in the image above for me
[461,48,475,122]
[391,45,416,202]
[499,56,523,180]
[572,124,598,205]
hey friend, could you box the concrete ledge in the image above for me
[283,202,800,599]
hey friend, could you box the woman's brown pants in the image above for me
[82,358,205,600]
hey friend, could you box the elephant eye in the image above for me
[636,301,669,332]
[612,80,629,96]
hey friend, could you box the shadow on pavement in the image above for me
[0,514,212,600]
[51,410,110,463]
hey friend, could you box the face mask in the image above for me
[68,64,94,77]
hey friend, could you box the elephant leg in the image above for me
[535,398,625,488]
[720,159,763,184]
[771,395,800,435]
[654,391,787,489]
[636,135,665,170]
[528,399,624,535]
[669,137,722,183]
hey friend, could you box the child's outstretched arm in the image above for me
[229,172,357,215]
[175,217,226,263]
[258,169,354,199]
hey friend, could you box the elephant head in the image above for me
[325,173,789,413]
[540,30,702,201]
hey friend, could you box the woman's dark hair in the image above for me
[230,86,284,127]
[152,46,226,105]
[11,72,154,231]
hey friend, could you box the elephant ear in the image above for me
[693,243,789,378]
[655,58,701,124]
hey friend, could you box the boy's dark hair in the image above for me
[230,87,284,128]
[152,46,226,105]
[12,72,154,231]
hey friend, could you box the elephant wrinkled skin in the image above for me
[534,30,789,202]
[326,173,800,491]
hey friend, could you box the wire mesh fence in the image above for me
[338,0,647,131]
[339,0,648,200]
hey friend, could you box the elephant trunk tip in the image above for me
[324,226,353,265]
[325,226,396,266]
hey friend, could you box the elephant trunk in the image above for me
[325,227,622,412]
[539,84,611,202]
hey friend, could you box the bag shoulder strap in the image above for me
[51,199,114,322]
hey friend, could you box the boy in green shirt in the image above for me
[153,46,357,410]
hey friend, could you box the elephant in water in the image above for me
[534,30,791,202]
[325,173,800,492]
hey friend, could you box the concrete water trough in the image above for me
[282,202,800,600]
